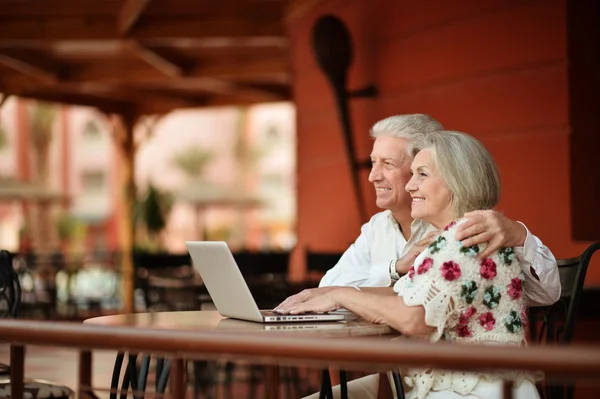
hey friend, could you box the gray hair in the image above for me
[370,114,443,140]
[411,130,501,218]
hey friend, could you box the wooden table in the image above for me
[84,310,395,398]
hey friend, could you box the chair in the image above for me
[530,242,600,399]
[0,250,74,398]
[133,251,208,311]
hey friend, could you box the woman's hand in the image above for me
[278,288,351,314]
[273,286,338,313]
[395,231,439,274]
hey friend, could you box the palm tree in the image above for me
[135,184,173,250]
[0,121,8,151]
[170,146,215,239]
[170,146,213,179]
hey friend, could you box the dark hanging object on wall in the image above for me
[312,14,377,223]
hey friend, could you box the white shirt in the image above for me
[319,210,561,306]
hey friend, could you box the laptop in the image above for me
[216,317,353,331]
[186,241,350,323]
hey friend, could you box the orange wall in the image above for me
[288,0,599,283]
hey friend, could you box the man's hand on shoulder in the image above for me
[455,210,527,259]
[273,287,337,313]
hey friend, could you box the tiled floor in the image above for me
[0,344,118,398]
[0,344,324,398]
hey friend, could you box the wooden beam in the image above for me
[0,49,62,83]
[119,0,153,35]
[0,94,9,108]
[0,18,285,42]
[124,41,189,77]
[0,1,119,17]
[182,78,289,102]
[64,56,289,85]
[0,0,285,18]
[11,91,134,115]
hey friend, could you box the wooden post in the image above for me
[111,113,138,314]
[169,358,186,398]
[266,365,280,399]
[78,350,93,398]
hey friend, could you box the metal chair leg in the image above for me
[319,369,333,399]
[339,370,348,399]
[109,352,125,399]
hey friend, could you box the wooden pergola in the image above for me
[0,0,312,312]
[0,0,295,114]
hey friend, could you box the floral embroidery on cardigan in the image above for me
[478,312,496,331]
[508,277,523,299]
[499,247,516,265]
[483,285,501,308]
[417,257,434,274]
[460,243,480,257]
[457,307,477,337]
[480,258,497,279]
[429,236,447,254]
[460,281,478,304]
[504,310,523,333]
[441,261,461,281]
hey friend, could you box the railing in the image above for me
[1,319,600,398]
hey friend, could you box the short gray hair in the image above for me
[411,130,501,218]
[370,114,443,141]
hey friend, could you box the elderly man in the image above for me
[276,114,560,312]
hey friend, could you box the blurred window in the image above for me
[81,171,105,193]
[82,120,102,141]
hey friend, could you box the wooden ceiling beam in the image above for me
[0,0,285,18]
[0,93,9,108]
[0,18,285,42]
[9,91,134,115]
[0,48,63,83]
[124,41,190,77]
[185,78,288,102]
[64,57,289,85]
[119,0,153,35]
[0,0,120,17]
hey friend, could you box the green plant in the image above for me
[170,146,213,179]
[0,122,8,150]
[56,214,85,241]
[135,184,173,249]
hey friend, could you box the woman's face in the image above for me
[405,148,454,228]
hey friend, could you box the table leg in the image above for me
[503,380,515,399]
[10,345,24,399]
[169,358,186,398]
[265,365,280,399]
[376,372,394,399]
[78,350,93,399]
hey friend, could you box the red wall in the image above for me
[288,0,599,283]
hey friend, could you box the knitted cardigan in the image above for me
[393,219,538,399]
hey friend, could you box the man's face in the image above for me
[368,136,413,215]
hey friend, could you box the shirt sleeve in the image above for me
[319,217,394,288]
[513,222,561,306]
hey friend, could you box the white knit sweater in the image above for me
[393,219,540,399]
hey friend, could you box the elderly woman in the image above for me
[278,130,540,399]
